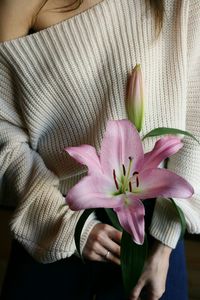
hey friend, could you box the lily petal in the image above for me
[142,136,183,171]
[114,195,145,244]
[135,168,194,199]
[66,175,122,210]
[100,120,144,177]
[65,145,102,175]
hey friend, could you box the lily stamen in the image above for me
[122,164,126,176]
[133,171,139,176]
[132,171,140,188]
[136,176,139,187]
[113,169,119,190]
[129,181,132,192]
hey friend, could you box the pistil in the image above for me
[123,157,134,191]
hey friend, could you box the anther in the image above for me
[129,181,132,192]
[122,164,126,176]
[136,176,139,188]
[113,169,119,190]
[133,171,139,176]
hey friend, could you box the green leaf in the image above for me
[121,230,148,297]
[104,208,123,231]
[74,208,94,260]
[142,127,200,145]
[169,198,186,239]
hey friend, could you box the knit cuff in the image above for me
[149,198,182,249]
[78,212,100,256]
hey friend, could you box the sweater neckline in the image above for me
[0,0,108,47]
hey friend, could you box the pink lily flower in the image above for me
[65,120,194,244]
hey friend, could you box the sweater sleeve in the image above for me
[149,0,200,248]
[0,63,99,263]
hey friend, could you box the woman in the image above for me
[0,0,199,299]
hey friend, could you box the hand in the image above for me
[130,240,172,300]
[82,223,122,265]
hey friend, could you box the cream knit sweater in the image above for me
[0,0,200,263]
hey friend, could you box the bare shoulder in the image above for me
[0,0,47,42]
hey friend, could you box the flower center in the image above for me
[112,157,140,194]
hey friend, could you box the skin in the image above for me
[130,241,171,300]
[0,1,173,299]
[83,224,172,300]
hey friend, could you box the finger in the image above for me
[83,238,103,257]
[105,250,121,265]
[94,239,120,265]
[83,236,120,264]
[146,291,164,300]
[92,242,114,262]
[95,226,121,258]
[101,237,121,258]
[130,279,146,300]
[83,242,112,262]
[94,229,121,258]
[148,297,159,300]
[83,224,121,264]
[106,225,122,244]
[93,242,120,265]
[84,243,120,265]
[90,253,105,262]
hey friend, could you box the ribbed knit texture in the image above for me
[0,0,199,262]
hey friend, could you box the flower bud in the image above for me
[126,64,144,132]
